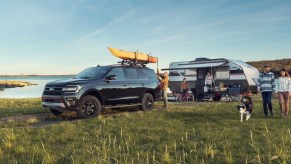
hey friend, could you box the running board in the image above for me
[103,104,142,109]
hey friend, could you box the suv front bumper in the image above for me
[42,95,80,111]
[42,102,66,109]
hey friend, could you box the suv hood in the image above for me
[46,78,94,87]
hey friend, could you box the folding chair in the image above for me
[227,88,240,102]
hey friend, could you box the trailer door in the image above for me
[195,69,208,95]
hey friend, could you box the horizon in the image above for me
[1,0,291,75]
[0,58,290,76]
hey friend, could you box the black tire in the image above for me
[139,93,154,111]
[212,95,222,101]
[197,94,204,102]
[187,94,195,102]
[77,95,101,119]
[50,109,63,116]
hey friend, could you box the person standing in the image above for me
[181,78,190,96]
[257,64,276,117]
[275,69,291,118]
[204,72,214,94]
[157,69,169,109]
[205,72,213,87]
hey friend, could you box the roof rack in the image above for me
[118,59,148,67]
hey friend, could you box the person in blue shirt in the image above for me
[257,64,276,117]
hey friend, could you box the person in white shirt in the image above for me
[275,69,291,118]
[205,72,213,87]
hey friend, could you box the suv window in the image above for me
[75,66,110,79]
[108,68,125,80]
[139,69,156,79]
[125,68,139,79]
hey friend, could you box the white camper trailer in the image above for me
[162,58,259,101]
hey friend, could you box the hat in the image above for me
[263,64,271,68]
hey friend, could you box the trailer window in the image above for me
[216,67,230,79]
[230,69,244,74]
[185,69,197,76]
[169,72,181,76]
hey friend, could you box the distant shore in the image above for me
[0,80,37,89]
[0,75,74,77]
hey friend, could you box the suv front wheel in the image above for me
[50,109,63,116]
[139,93,154,111]
[77,95,101,119]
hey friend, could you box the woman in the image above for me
[205,72,213,86]
[275,69,291,118]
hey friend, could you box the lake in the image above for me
[0,76,73,98]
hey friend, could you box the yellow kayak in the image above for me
[108,47,158,63]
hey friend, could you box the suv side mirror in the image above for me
[106,75,117,81]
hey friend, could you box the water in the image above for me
[0,76,73,98]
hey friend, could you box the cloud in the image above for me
[74,10,134,42]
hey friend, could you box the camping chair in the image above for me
[227,88,240,102]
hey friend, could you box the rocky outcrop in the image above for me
[0,80,37,89]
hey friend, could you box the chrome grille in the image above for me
[43,87,63,96]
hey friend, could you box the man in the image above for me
[157,69,169,108]
[181,78,190,96]
[257,64,276,117]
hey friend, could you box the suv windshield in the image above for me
[74,67,110,79]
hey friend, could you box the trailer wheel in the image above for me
[212,95,222,101]
[197,94,204,102]
[50,109,62,116]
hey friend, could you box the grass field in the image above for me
[0,97,291,163]
[0,99,48,117]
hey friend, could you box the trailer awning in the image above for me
[162,62,226,71]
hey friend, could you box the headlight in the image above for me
[62,85,82,92]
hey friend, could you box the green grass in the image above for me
[0,98,291,163]
[0,98,49,117]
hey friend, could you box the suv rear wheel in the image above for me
[77,95,101,119]
[139,93,154,111]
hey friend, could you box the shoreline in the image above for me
[0,80,37,89]
[0,75,74,77]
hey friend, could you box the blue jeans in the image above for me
[261,91,274,116]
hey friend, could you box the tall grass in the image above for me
[0,98,290,163]
[0,98,48,117]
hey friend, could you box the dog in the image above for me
[237,91,253,122]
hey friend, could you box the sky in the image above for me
[0,0,291,75]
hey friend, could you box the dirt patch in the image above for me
[0,107,142,128]
[1,113,51,123]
